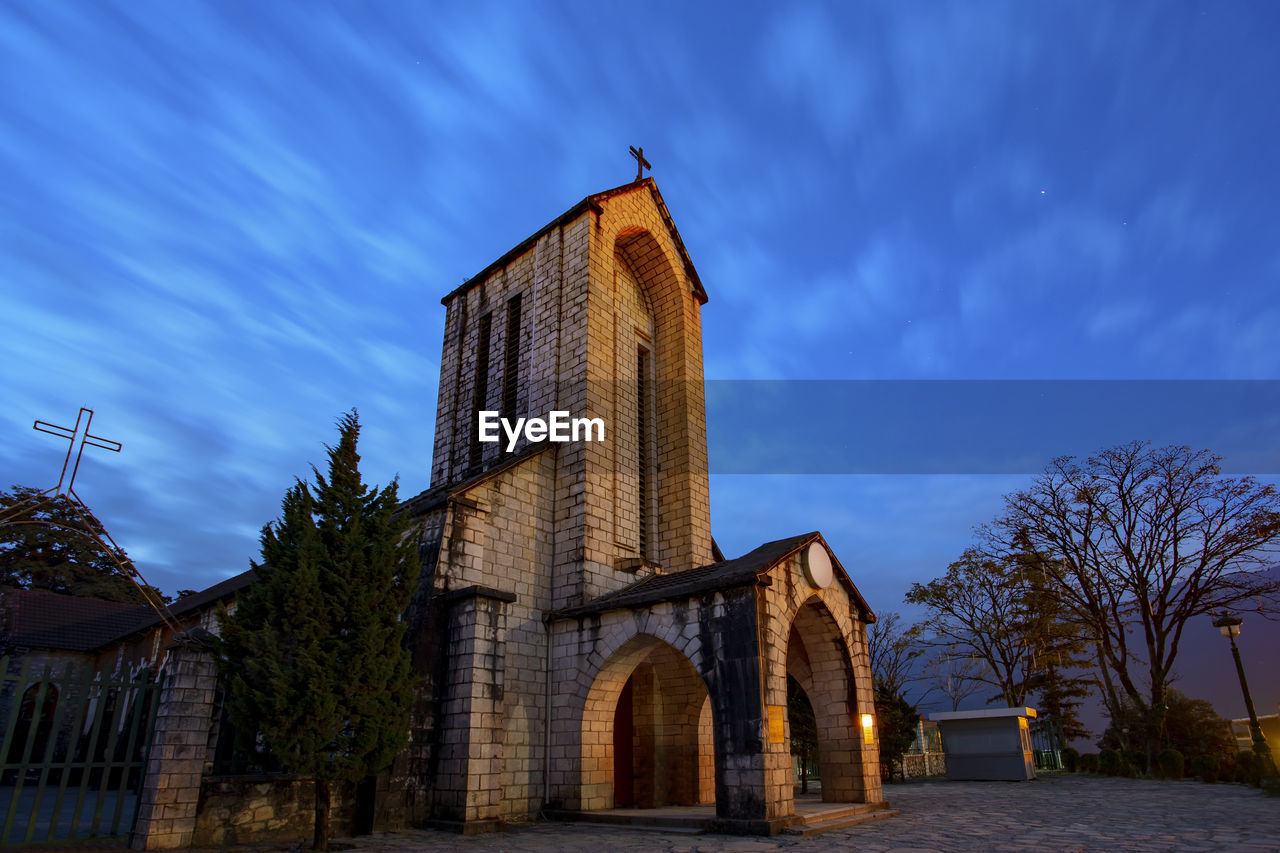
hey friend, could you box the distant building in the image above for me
[1,575,249,681]
[1229,714,1280,752]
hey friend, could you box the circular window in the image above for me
[801,542,833,589]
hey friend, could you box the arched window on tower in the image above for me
[636,344,655,561]
[615,249,658,563]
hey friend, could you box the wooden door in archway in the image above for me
[613,677,635,807]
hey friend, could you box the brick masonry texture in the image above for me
[131,645,218,850]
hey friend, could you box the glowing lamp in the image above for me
[1213,612,1242,638]
[1210,611,1277,781]
[861,713,875,744]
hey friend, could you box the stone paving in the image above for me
[197,775,1280,853]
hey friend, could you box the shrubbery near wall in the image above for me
[1234,751,1263,787]
[1189,755,1220,784]
[1156,748,1185,779]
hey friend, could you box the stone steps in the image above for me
[545,802,900,838]
[543,808,712,833]
[579,823,707,835]
[784,802,899,837]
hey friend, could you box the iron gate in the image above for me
[1029,716,1065,770]
[0,656,162,848]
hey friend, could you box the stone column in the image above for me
[699,587,784,835]
[429,585,514,833]
[130,629,217,851]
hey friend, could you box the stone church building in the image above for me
[398,177,885,835]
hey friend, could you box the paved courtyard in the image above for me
[325,776,1280,853]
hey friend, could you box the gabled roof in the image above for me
[0,569,255,653]
[400,444,556,518]
[0,588,148,652]
[441,177,708,306]
[549,532,875,622]
[166,570,254,621]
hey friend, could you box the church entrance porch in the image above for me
[543,533,885,836]
[580,635,714,811]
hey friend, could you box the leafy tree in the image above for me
[921,646,986,711]
[905,550,1035,706]
[218,412,416,851]
[787,676,818,794]
[907,543,1094,719]
[874,685,918,776]
[1098,688,1236,769]
[866,610,924,697]
[999,442,1280,771]
[0,484,168,604]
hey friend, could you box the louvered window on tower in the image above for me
[502,294,522,421]
[469,312,492,471]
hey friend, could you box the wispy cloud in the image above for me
[3,0,1278,650]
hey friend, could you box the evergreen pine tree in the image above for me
[874,684,920,774]
[218,411,416,851]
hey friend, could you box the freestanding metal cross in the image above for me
[34,407,122,499]
[630,145,652,182]
[21,408,177,630]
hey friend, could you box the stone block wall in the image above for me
[430,214,590,489]
[191,776,357,847]
[697,698,715,803]
[898,752,947,779]
[428,587,511,828]
[131,640,217,850]
[407,453,557,825]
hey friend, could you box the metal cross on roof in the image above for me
[630,145,651,182]
[34,407,122,499]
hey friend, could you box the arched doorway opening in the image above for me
[787,675,819,794]
[785,597,866,802]
[4,683,59,782]
[581,634,714,810]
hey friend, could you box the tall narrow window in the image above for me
[636,348,652,559]
[469,313,492,471]
[502,294,522,421]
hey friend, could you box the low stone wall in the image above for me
[898,752,947,779]
[192,775,357,847]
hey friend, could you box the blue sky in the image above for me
[3,2,1277,718]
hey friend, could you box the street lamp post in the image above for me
[1212,612,1277,780]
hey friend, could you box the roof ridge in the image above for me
[440,177,706,307]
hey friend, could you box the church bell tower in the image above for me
[427,177,714,608]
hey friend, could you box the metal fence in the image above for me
[0,656,162,848]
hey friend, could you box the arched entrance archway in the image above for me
[581,634,715,810]
[786,597,867,802]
